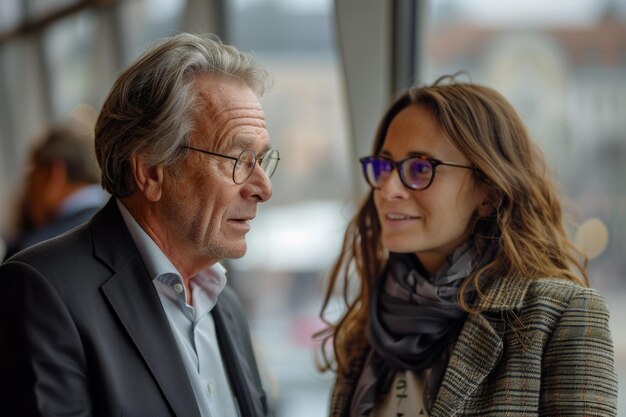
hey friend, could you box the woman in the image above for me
[318,76,618,416]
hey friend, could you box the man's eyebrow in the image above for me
[235,139,254,148]
[235,138,270,153]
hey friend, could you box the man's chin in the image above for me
[197,240,247,262]
[223,243,247,260]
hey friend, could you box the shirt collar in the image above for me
[115,199,227,311]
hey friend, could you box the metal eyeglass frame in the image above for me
[182,145,280,184]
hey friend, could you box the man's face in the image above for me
[158,74,273,267]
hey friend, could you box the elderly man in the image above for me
[0,33,279,417]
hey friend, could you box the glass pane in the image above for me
[117,0,186,62]
[226,0,350,415]
[43,10,98,118]
[0,0,22,33]
[27,0,78,20]
[423,0,626,410]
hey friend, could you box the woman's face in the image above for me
[373,105,486,275]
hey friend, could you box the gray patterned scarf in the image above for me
[350,241,495,417]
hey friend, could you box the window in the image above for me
[423,1,626,409]
[226,1,350,415]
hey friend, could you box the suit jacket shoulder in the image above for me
[0,199,201,417]
[327,276,619,417]
[431,276,618,416]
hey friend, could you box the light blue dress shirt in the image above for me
[116,200,240,417]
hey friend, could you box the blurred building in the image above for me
[1,0,625,414]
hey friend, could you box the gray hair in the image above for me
[33,122,100,184]
[94,33,273,197]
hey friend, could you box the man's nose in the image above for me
[243,164,273,202]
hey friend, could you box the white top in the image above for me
[117,200,240,417]
[372,370,430,417]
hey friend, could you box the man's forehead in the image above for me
[195,95,266,131]
[195,73,260,111]
[191,73,268,149]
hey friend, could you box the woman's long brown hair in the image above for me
[317,76,588,376]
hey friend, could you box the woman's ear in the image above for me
[130,154,163,202]
[478,188,503,218]
[478,200,494,217]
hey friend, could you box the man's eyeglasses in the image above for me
[359,154,474,191]
[183,145,280,184]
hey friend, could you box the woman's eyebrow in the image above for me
[406,150,435,159]
[378,149,434,158]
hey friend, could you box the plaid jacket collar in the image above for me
[329,273,534,417]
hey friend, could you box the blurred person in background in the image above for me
[3,122,107,260]
[0,33,279,417]
[318,76,618,416]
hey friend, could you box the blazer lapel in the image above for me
[430,274,531,417]
[92,199,201,417]
[430,312,505,417]
[101,259,201,417]
[213,301,265,417]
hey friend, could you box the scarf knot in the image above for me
[350,241,496,417]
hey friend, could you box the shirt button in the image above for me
[207,383,214,394]
[173,283,184,294]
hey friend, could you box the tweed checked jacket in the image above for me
[328,276,618,417]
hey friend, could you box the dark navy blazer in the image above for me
[0,198,268,417]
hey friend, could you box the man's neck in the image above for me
[118,196,217,281]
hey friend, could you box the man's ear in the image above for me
[130,154,163,202]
